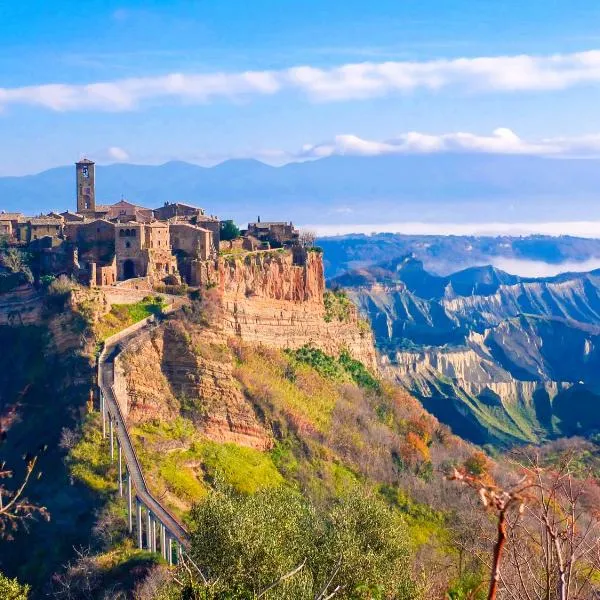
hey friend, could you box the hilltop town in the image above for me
[0,158,300,289]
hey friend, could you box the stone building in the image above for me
[170,223,214,260]
[105,200,154,222]
[155,202,221,245]
[3,157,231,288]
[17,217,63,243]
[243,220,299,248]
[0,212,22,238]
[114,222,178,282]
[154,202,202,220]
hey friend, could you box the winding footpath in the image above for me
[97,305,190,559]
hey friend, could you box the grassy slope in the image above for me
[128,325,461,564]
[0,291,472,595]
[95,296,165,341]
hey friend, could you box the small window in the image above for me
[120,229,125,237]
[131,229,136,237]
[96,228,100,233]
[126,241,131,248]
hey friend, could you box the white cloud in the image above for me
[107,146,130,161]
[298,128,600,158]
[0,71,281,112]
[490,257,600,277]
[2,49,600,111]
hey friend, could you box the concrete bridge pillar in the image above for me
[168,537,173,566]
[158,522,163,557]
[146,511,152,551]
[109,417,114,462]
[127,473,133,533]
[160,524,167,560]
[101,392,106,438]
[118,444,123,496]
[152,517,157,553]
[136,500,143,549]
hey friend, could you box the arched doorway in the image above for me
[123,259,135,280]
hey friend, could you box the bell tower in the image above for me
[76,158,96,214]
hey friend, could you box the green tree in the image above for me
[189,485,315,599]
[0,572,30,599]
[0,248,33,283]
[172,484,420,599]
[219,220,241,241]
[321,491,418,599]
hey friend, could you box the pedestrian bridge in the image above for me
[97,307,189,564]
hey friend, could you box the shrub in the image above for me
[323,289,353,323]
[338,350,381,392]
[289,345,381,392]
[219,220,241,241]
[186,485,420,600]
[44,274,73,312]
[287,345,347,382]
[0,572,30,599]
[0,248,33,282]
[47,274,73,296]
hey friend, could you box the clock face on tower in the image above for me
[82,166,89,178]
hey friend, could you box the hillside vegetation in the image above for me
[119,305,488,597]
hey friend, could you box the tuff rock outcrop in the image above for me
[121,249,378,449]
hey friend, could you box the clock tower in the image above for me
[76,158,96,214]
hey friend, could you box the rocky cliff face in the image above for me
[381,337,572,445]
[199,250,377,370]
[120,249,379,450]
[120,322,272,450]
[340,257,600,446]
[0,285,44,325]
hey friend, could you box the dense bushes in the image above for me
[323,289,353,323]
[288,345,380,392]
[219,220,241,241]
[175,484,421,600]
[0,248,33,293]
[0,572,30,599]
[43,274,73,312]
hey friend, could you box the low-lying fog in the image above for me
[310,221,600,238]
[488,257,600,278]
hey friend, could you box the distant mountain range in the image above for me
[319,233,600,277]
[337,256,600,446]
[2,153,600,224]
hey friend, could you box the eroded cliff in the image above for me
[199,250,377,370]
[340,257,600,446]
[119,322,272,450]
[120,248,379,450]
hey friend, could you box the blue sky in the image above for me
[2,0,600,175]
